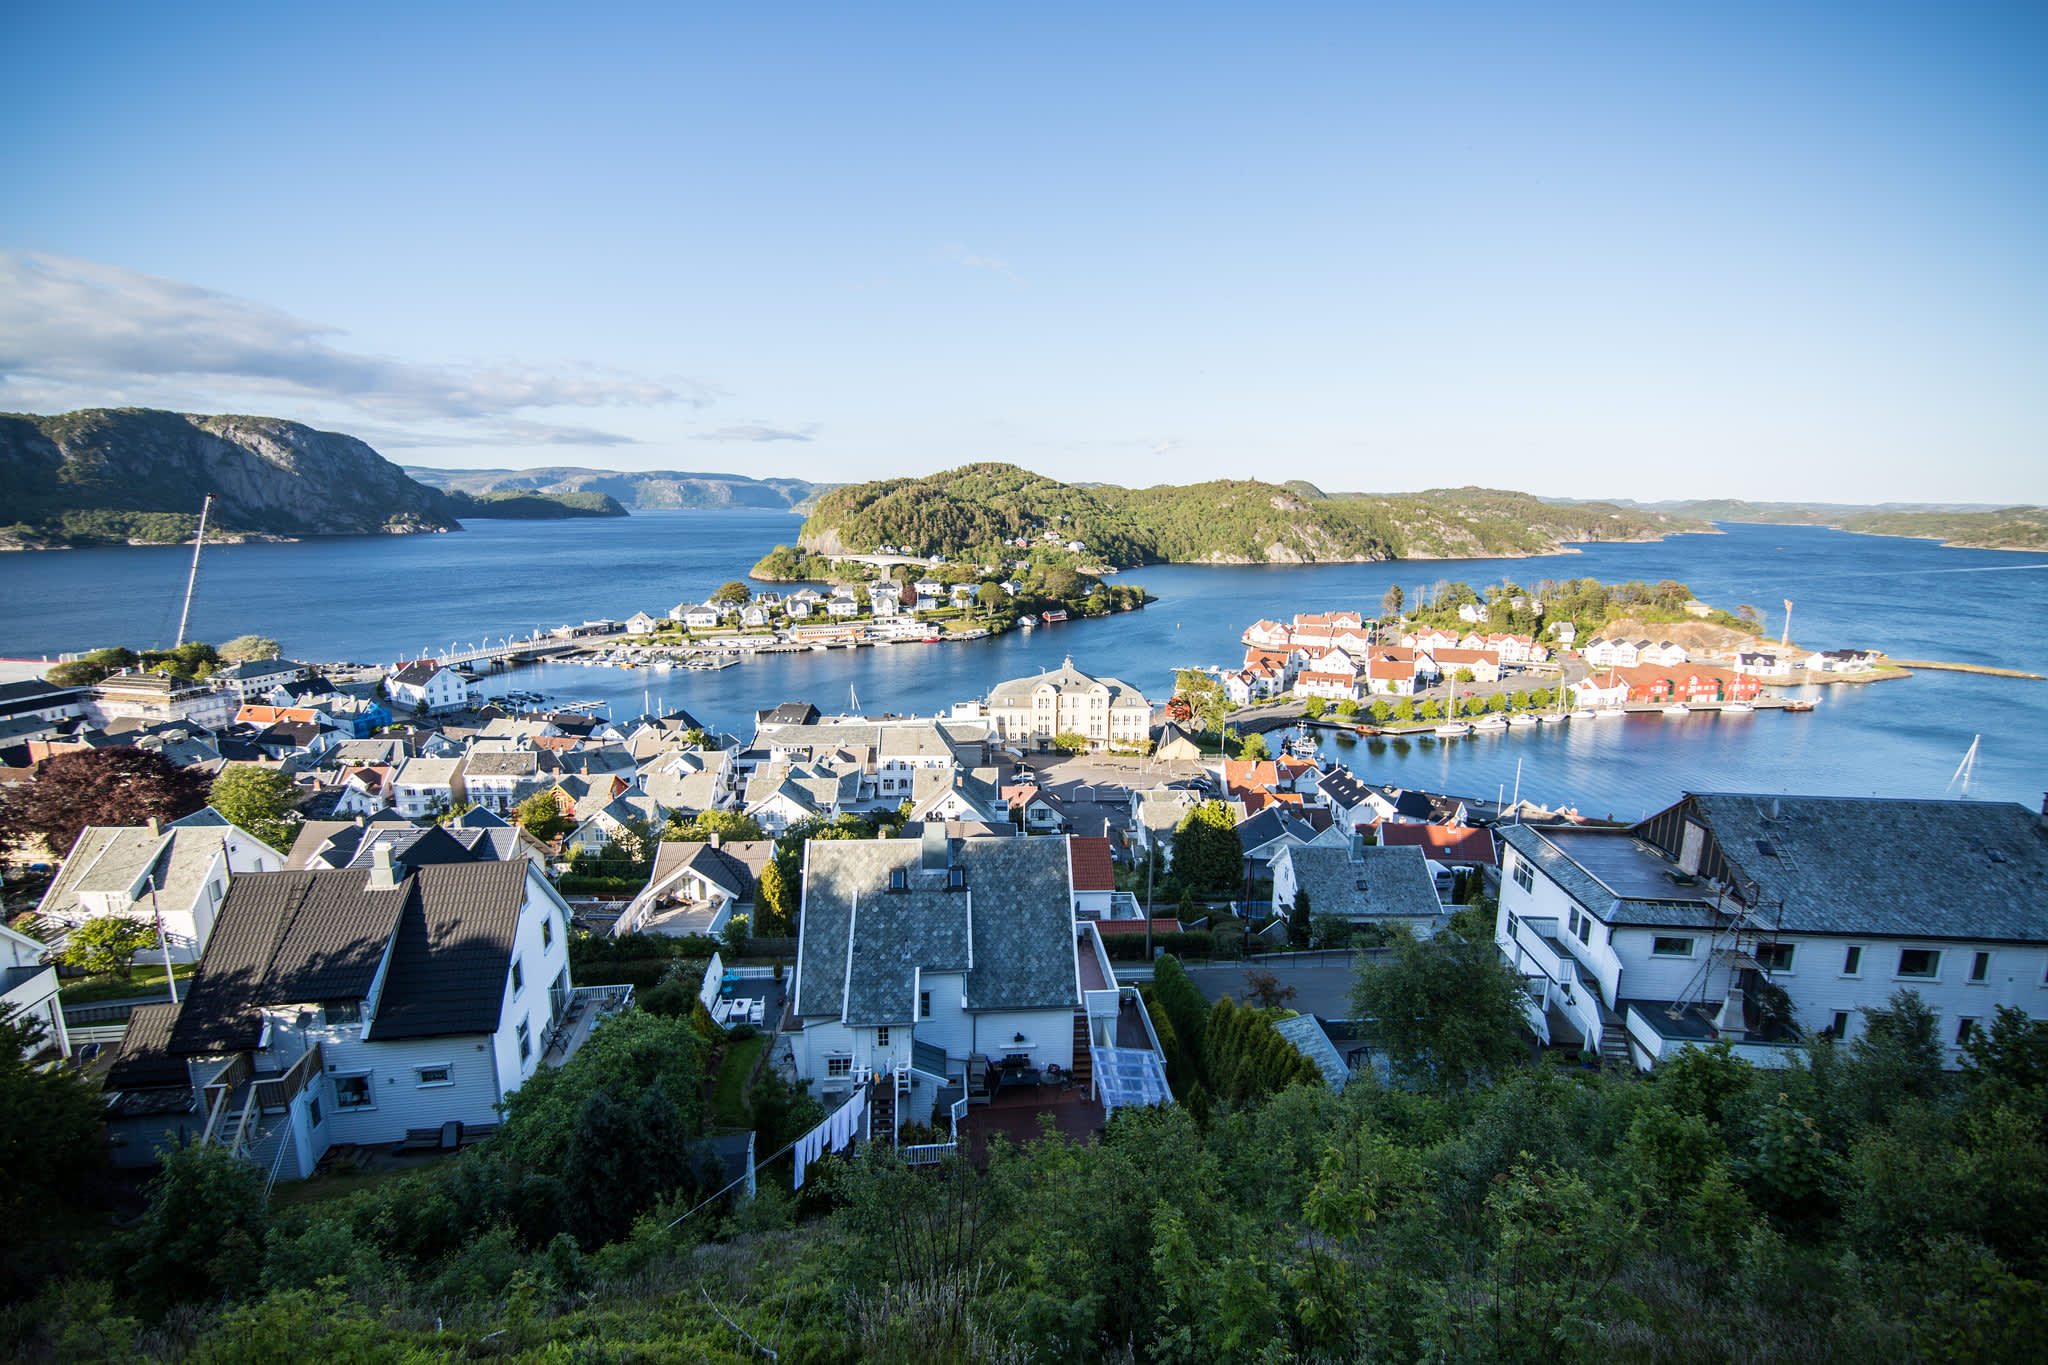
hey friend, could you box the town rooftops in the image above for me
[795,836,1078,1026]
[647,839,774,903]
[169,860,533,1054]
[1375,822,1500,865]
[755,702,821,729]
[1498,823,1733,931]
[105,1000,191,1091]
[387,660,448,686]
[213,658,303,682]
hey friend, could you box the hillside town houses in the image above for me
[8,593,2034,1203]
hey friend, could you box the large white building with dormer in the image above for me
[986,660,1151,751]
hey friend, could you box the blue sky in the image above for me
[3,2,2042,502]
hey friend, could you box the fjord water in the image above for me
[2,513,2043,816]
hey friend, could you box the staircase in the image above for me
[1070,1014,1093,1091]
[1597,1018,1630,1066]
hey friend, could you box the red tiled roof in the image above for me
[1376,822,1499,865]
[1069,836,1115,891]
[1093,917,1183,935]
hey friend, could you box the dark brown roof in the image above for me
[373,861,531,1040]
[106,1001,189,1090]
[1069,836,1115,891]
[170,871,411,1055]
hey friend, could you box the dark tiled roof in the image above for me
[797,837,1076,1025]
[373,861,531,1039]
[1282,844,1442,921]
[343,824,482,870]
[388,660,445,686]
[0,679,83,704]
[1235,806,1316,855]
[170,871,412,1055]
[107,1001,189,1090]
[1685,793,2048,940]
[756,702,819,727]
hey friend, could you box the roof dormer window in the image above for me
[889,867,909,892]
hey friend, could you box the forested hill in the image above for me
[1667,499,2048,551]
[407,465,829,511]
[439,489,628,519]
[0,408,461,548]
[797,465,1704,567]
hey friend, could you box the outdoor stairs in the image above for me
[1069,1013,1093,1090]
[1597,1020,1630,1066]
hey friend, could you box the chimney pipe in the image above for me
[709,831,722,849]
[145,817,161,837]
[368,843,399,890]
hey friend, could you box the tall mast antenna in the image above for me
[174,494,215,648]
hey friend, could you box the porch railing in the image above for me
[902,1096,970,1166]
[253,1043,324,1111]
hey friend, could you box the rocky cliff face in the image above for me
[0,409,462,546]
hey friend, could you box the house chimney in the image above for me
[709,831,722,849]
[145,817,161,836]
[368,843,400,890]
[1713,984,1747,1041]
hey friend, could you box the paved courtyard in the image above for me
[1179,956,1365,1020]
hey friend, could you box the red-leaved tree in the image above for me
[0,748,211,857]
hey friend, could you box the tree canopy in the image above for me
[1349,924,1530,1091]
[1171,801,1242,895]
[217,635,282,662]
[0,746,210,856]
[207,764,298,849]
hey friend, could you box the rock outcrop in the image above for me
[0,409,462,547]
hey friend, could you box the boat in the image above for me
[922,635,941,644]
[1472,716,1508,731]
[1506,713,1540,727]
[1782,699,1816,712]
[1285,731,1319,759]
[1570,709,1597,721]
[1720,701,1754,713]
[1662,703,1692,717]
[1433,722,1473,738]
[1595,707,1626,719]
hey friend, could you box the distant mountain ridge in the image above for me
[0,408,461,548]
[797,464,1705,567]
[1655,499,2048,551]
[406,465,829,512]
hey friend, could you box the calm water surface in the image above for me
[2,514,2043,816]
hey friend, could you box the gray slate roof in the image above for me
[1280,844,1443,921]
[796,837,1078,1026]
[1500,823,1757,931]
[1273,1014,1351,1090]
[1686,793,2048,941]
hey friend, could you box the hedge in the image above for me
[556,874,646,896]
[1101,930,1216,960]
[571,931,720,965]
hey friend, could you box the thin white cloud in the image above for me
[0,251,709,440]
[691,423,817,443]
[938,242,1020,282]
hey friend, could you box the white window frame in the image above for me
[826,1054,853,1078]
[516,1018,532,1061]
[512,957,525,996]
[332,1071,376,1111]
[1651,936,1695,958]
[1897,947,1941,980]
[1969,951,1990,984]
[416,1063,455,1088]
[1841,944,1863,977]
[876,1027,891,1048]
[1512,856,1535,893]
[1756,943,1795,974]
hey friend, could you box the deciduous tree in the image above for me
[1349,924,1528,1091]
[208,764,298,849]
[217,635,282,662]
[59,916,160,979]
[0,746,210,856]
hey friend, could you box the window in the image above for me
[1970,951,1990,983]
[1830,1012,1850,1041]
[1568,908,1581,936]
[827,1055,852,1078]
[333,1073,374,1109]
[322,999,361,1025]
[876,1027,890,1048]
[542,914,554,950]
[416,1064,454,1087]
[516,1018,532,1061]
[1512,857,1534,893]
[307,1096,322,1126]
[1577,916,1592,945]
[512,958,525,995]
[890,868,909,892]
[1652,937,1695,958]
[1755,943,1795,973]
[1898,948,1940,979]
[1842,945,1862,976]
[919,991,931,1018]
[1957,1017,1977,1044]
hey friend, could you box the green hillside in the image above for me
[441,489,628,519]
[797,465,1703,567]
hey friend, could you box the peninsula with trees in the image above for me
[794,464,1707,569]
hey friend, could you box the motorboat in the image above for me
[1472,715,1508,732]
[1433,722,1474,737]
[1662,703,1692,717]
[1720,701,1754,713]
[1506,713,1540,727]
[1595,707,1627,719]
[1285,732,1319,760]
[1570,709,1597,721]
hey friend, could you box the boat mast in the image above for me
[173,494,215,648]
[1946,734,1980,797]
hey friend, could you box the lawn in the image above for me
[59,963,196,1006]
[708,1033,769,1129]
[268,1162,422,1210]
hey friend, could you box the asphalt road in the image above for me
[1180,958,1363,1020]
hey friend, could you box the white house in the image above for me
[392,756,465,818]
[676,603,723,630]
[625,612,662,636]
[2,920,67,1059]
[384,661,469,715]
[1494,792,2048,1072]
[787,833,1085,1141]
[826,597,861,619]
[1582,638,1640,669]
[986,659,1152,751]
[211,659,307,705]
[104,855,587,1179]
[459,750,539,815]
[1643,641,1688,667]
[35,810,287,963]
[611,837,774,938]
